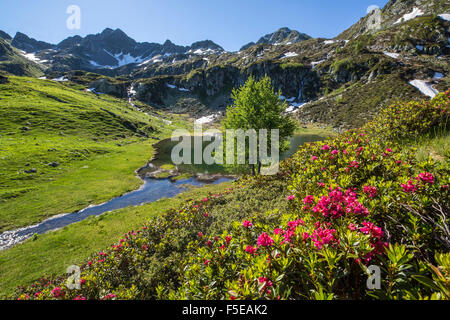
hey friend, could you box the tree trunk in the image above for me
[251,164,255,176]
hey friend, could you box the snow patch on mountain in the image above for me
[383,52,400,59]
[408,80,438,98]
[281,52,298,59]
[438,13,450,21]
[311,60,326,68]
[20,51,48,64]
[394,7,424,24]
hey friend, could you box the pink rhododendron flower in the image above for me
[349,161,359,168]
[242,220,253,228]
[332,149,339,155]
[51,287,62,298]
[273,228,284,235]
[245,246,257,254]
[401,180,417,193]
[259,277,273,288]
[312,156,318,161]
[322,145,330,151]
[303,195,314,205]
[225,235,232,244]
[286,195,295,201]
[311,227,337,250]
[360,222,384,239]
[257,232,274,247]
[287,219,305,230]
[348,223,358,231]
[312,188,369,218]
[416,172,435,185]
[363,185,377,198]
[204,260,210,266]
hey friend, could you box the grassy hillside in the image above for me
[8,91,449,300]
[0,76,187,231]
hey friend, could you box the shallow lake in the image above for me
[152,133,327,173]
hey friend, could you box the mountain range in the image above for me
[0,0,449,130]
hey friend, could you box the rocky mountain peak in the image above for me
[240,27,311,51]
[0,30,12,41]
[189,40,224,55]
[11,32,54,53]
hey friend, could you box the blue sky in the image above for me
[0,0,389,51]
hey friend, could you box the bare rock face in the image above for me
[88,78,127,98]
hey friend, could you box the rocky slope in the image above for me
[0,0,448,129]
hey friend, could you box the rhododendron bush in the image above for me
[13,91,449,300]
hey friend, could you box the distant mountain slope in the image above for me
[0,38,44,77]
[7,28,225,73]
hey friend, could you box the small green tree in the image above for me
[222,75,297,175]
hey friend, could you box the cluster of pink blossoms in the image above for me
[242,220,253,228]
[303,195,314,205]
[349,161,360,169]
[311,188,369,218]
[51,287,63,298]
[245,245,257,254]
[257,232,274,247]
[401,180,417,193]
[402,172,436,193]
[360,222,384,239]
[359,222,388,262]
[363,185,377,198]
[311,227,337,250]
[416,172,435,185]
[103,293,117,300]
[259,277,273,293]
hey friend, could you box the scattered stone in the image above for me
[48,162,59,167]
[21,126,30,131]
[24,168,37,174]
[0,74,9,84]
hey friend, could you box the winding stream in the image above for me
[0,176,232,250]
